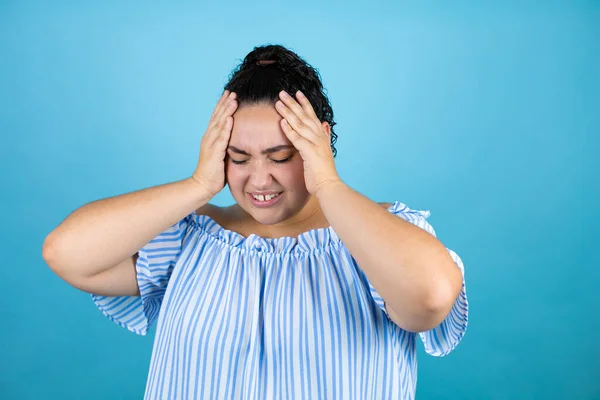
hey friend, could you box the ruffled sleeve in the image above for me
[369,201,468,357]
[90,215,192,335]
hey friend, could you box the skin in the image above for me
[224,102,331,235]
[215,90,462,332]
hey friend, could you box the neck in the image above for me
[234,195,327,234]
[275,195,324,228]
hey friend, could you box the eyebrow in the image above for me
[227,145,295,156]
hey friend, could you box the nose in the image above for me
[248,160,274,189]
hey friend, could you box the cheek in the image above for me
[279,162,306,189]
[225,164,243,186]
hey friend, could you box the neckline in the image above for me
[184,201,401,255]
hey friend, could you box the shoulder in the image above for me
[195,203,230,224]
[378,202,393,209]
[195,203,221,218]
[195,203,243,229]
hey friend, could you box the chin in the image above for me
[236,196,289,226]
[239,207,285,225]
[250,214,285,226]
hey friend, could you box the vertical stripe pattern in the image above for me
[91,201,468,399]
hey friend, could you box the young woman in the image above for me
[43,44,468,400]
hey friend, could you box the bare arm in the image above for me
[43,90,238,297]
[315,182,462,333]
[272,89,461,333]
[42,178,211,296]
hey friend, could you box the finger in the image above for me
[206,99,237,146]
[214,91,235,118]
[278,91,319,130]
[208,95,237,133]
[214,91,237,123]
[210,91,236,124]
[295,90,319,120]
[210,90,230,120]
[280,119,312,152]
[275,100,320,144]
[211,95,237,129]
[214,116,234,148]
[279,90,322,138]
[206,115,233,148]
[294,91,330,140]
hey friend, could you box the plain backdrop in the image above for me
[1,1,598,399]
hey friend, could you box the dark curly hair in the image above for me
[224,44,338,157]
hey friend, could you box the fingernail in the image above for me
[297,90,304,97]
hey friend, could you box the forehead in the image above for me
[230,104,291,148]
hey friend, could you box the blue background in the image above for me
[1,1,598,399]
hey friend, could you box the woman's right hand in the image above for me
[191,90,238,198]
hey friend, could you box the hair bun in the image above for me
[256,59,277,66]
[225,43,338,157]
[244,44,288,68]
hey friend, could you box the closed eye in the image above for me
[230,156,292,165]
[272,156,292,164]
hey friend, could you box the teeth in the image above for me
[252,193,280,201]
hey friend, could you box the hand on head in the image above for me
[191,90,238,198]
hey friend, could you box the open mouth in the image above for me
[248,192,283,207]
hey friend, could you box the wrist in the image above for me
[186,177,215,205]
[314,178,346,201]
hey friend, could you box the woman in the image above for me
[43,44,468,400]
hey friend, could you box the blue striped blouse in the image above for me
[91,201,468,399]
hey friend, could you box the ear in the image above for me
[321,121,331,138]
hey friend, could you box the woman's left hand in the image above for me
[275,90,342,196]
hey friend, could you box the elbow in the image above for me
[394,265,462,333]
[42,233,59,270]
[416,266,463,332]
[397,304,453,334]
[42,233,71,276]
[42,234,91,292]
